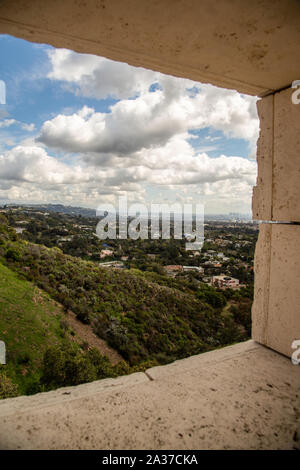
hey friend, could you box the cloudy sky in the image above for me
[0,35,259,214]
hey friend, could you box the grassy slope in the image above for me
[0,262,74,395]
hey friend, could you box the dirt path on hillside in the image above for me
[66,310,123,365]
[222,302,232,316]
[221,300,239,318]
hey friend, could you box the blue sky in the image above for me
[0,36,117,146]
[0,34,258,214]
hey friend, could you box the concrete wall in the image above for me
[252,86,300,357]
[252,224,300,357]
[253,87,300,222]
[1,0,300,97]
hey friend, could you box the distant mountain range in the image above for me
[1,203,253,222]
[3,203,97,218]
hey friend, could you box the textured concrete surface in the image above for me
[0,341,299,450]
[273,88,300,222]
[252,86,300,355]
[253,88,300,223]
[252,224,272,345]
[267,225,300,356]
[1,0,300,96]
[252,224,300,357]
[252,96,273,221]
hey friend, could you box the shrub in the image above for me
[17,352,31,365]
[86,348,113,379]
[40,344,113,389]
[197,286,226,309]
[5,247,21,262]
[41,345,94,388]
[76,304,90,324]
[0,371,19,399]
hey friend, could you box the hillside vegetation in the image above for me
[0,217,250,396]
[0,261,75,396]
[0,261,137,398]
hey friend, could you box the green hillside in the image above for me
[0,218,250,396]
[0,261,139,398]
[0,261,75,396]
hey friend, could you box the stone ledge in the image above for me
[145,340,260,380]
[0,341,299,449]
[0,372,149,416]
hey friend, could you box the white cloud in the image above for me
[0,145,87,185]
[21,123,35,132]
[0,137,256,214]
[0,119,17,128]
[47,48,158,99]
[41,49,258,157]
[0,119,35,131]
[38,83,258,158]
